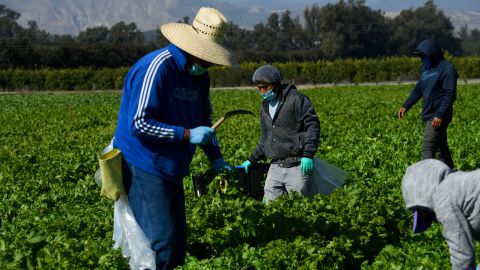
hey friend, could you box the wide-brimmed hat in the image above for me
[412,208,436,233]
[160,7,234,66]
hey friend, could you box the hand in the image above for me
[213,157,233,173]
[300,157,313,175]
[431,117,443,128]
[241,160,252,173]
[189,126,214,145]
[397,107,407,118]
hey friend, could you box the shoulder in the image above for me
[284,84,304,99]
[286,85,313,105]
[133,48,174,73]
[438,60,457,74]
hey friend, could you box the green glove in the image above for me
[241,160,252,173]
[300,157,313,175]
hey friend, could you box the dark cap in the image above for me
[252,65,282,84]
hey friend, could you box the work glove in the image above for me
[213,157,233,173]
[241,160,252,173]
[300,157,313,175]
[189,126,214,145]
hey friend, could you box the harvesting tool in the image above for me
[211,109,254,129]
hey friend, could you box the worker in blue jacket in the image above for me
[397,39,457,169]
[113,7,234,269]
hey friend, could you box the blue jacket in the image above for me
[403,39,457,123]
[113,44,221,181]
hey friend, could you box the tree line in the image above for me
[1,0,479,69]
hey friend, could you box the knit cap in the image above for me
[252,65,282,84]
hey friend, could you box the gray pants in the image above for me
[263,164,312,203]
[422,120,454,169]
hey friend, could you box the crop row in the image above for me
[1,85,480,268]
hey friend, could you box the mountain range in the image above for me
[2,0,479,36]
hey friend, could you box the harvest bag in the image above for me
[99,148,126,201]
[311,157,348,195]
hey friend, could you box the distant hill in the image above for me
[2,0,479,36]
[2,0,268,35]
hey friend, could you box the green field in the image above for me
[1,84,480,269]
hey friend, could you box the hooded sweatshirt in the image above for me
[402,159,480,269]
[403,39,457,123]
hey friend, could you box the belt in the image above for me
[271,156,301,168]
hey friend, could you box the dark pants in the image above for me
[123,161,186,270]
[422,120,454,169]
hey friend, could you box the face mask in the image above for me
[260,89,277,101]
[422,56,432,69]
[189,63,207,76]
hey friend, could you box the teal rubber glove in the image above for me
[300,157,313,175]
[189,126,214,145]
[241,160,252,173]
[213,158,233,173]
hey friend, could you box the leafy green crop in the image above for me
[1,84,480,269]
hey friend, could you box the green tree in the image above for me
[108,22,144,45]
[223,21,251,52]
[315,0,390,58]
[278,10,305,51]
[0,4,22,38]
[388,0,460,55]
[304,4,322,49]
[459,25,480,56]
[0,5,35,68]
[77,26,109,44]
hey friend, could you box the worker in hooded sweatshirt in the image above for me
[402,159,480,270]
[397,39,457,169]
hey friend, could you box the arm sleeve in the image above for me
[249,105,267,163]
[434,193,476,270]
[129,60,184,143]
[403,82,422,110]
[298,96,320,158]
[436,67,457,119]
[199,86,222,162]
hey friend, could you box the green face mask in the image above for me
[188,63,207,76]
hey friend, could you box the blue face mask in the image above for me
[189,63,207,76]
[260,89,277,101]
[422,56,432,69]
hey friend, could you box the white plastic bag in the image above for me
[113,195,156,269]
[311,157,349,195]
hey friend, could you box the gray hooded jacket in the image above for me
[402,159,480,269]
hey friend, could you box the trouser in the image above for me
[263,164,312,203]
[123,161,186,270]
[422,120,454,169]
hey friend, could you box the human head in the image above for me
[160,7,234,67]
[413,39,444,68]
[402,159,450,233]
[252,65,282,99]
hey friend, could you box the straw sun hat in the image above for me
[160,7,234,66]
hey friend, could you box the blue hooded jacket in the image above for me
[403,39,457,123]
[113,44,221,182]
